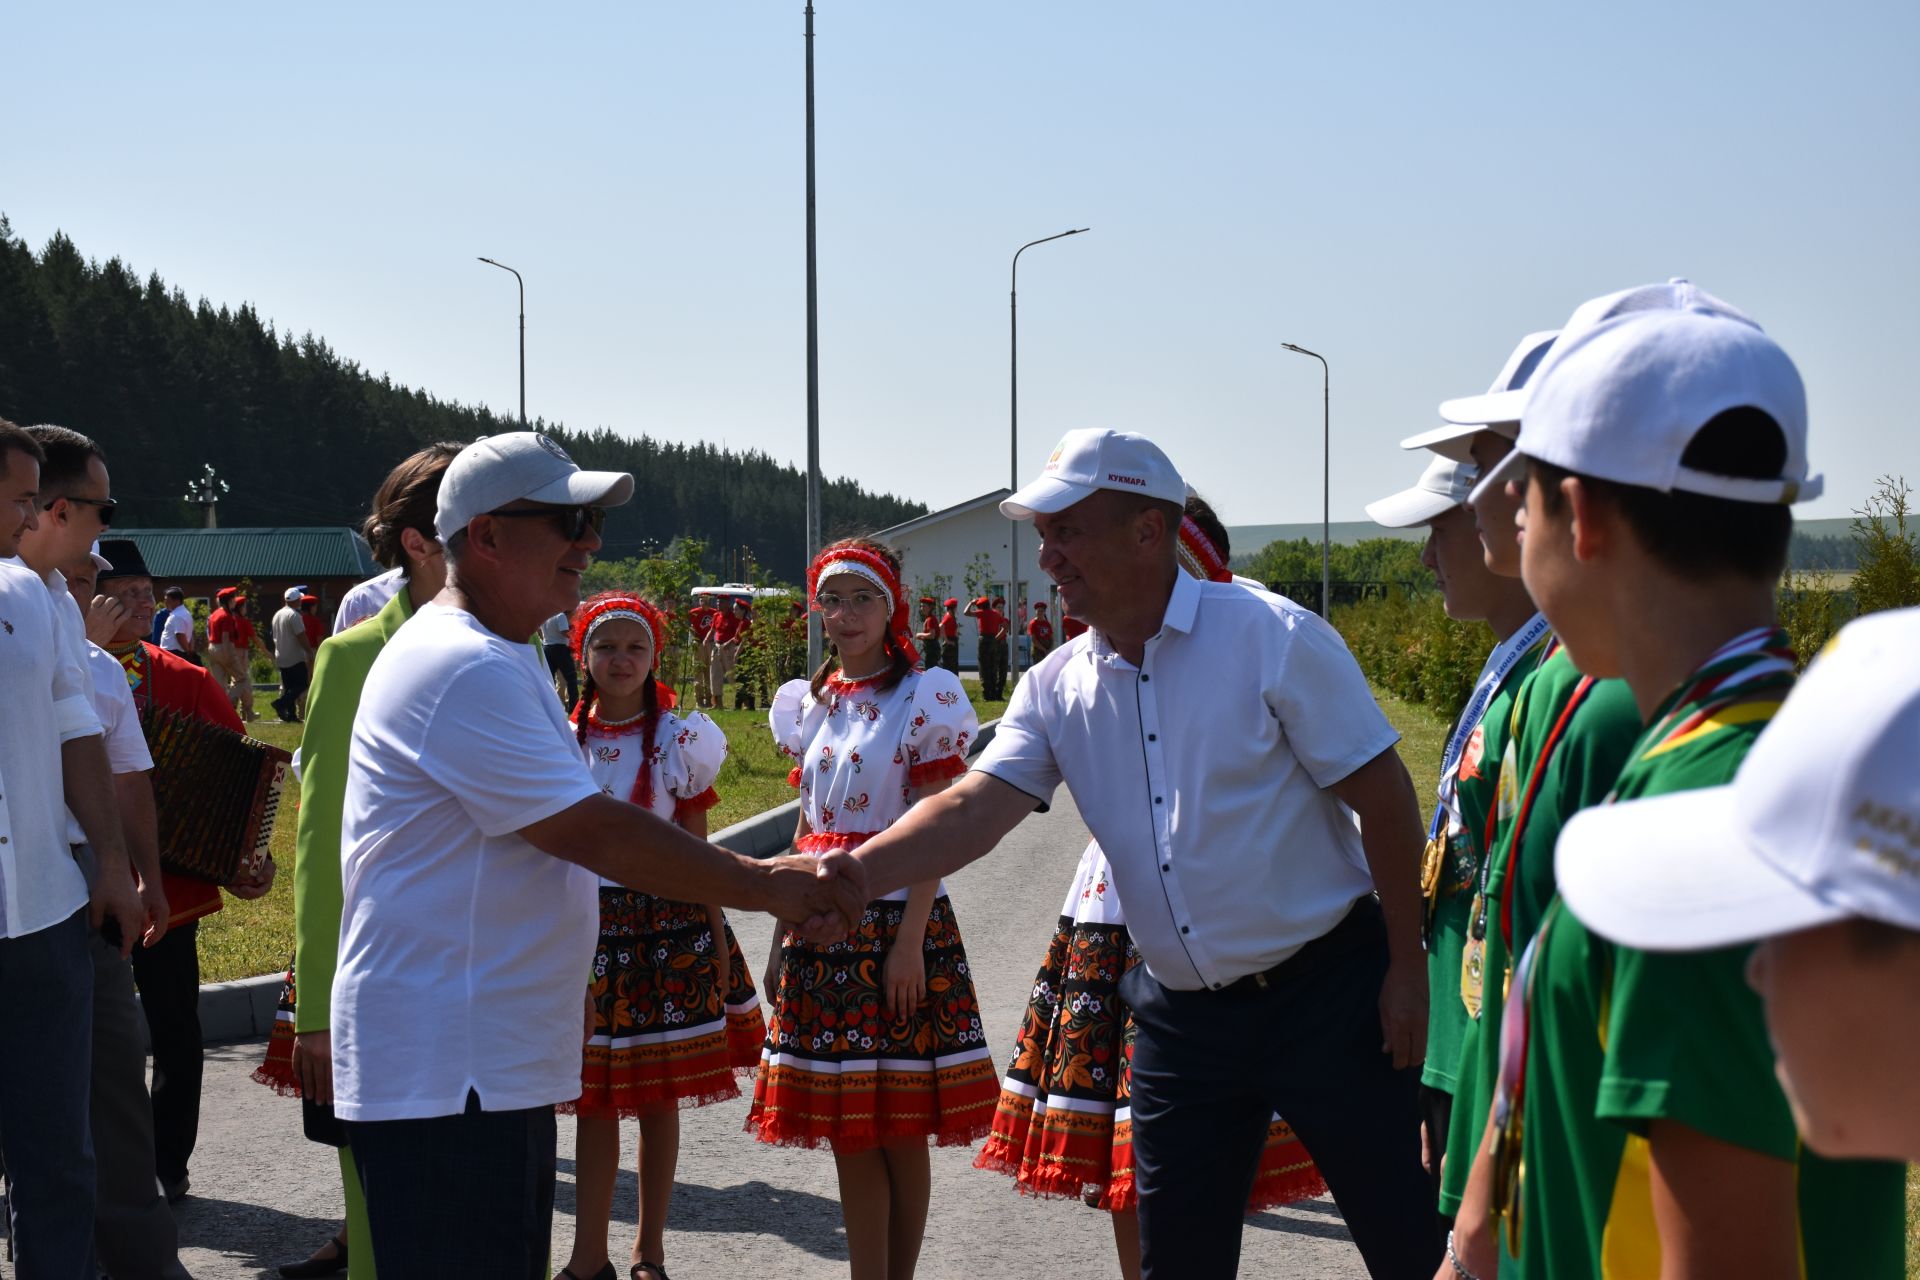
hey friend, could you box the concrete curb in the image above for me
[201,716,1004,1044]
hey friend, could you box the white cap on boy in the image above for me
[435,432,635,542]
[1470,279,1821,506]
[1364,454,1478,529]
[1400,329,1560,461]
[1002,428,1186,519]
[1557,607,1920,950]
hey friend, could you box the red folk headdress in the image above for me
[570,591,667,670]
[807,543,919,668]
[1177,516,1232,584]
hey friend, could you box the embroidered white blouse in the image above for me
[578,708,728,890]
[770,665,977,903]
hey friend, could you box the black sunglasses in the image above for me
[52,495,117,526]
[485,504,606,542]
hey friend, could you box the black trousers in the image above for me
[348,1090,557,1278]
[1420,1083,1453,1227]
[543,643,578,709]
[273,661,311,717]
[1121,897,1441,1280]
[130,919,202,1187]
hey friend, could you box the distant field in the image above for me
[1791,569,1856,589]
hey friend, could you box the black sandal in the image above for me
[559,1267,617,1280]
[277,1235,348,1279]
[632,1264,672,1280]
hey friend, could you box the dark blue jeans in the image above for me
[1121,897,1441,1280]
[0,908,97,1278]
[347,1090,557,1279]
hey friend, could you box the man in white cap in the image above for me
[1365,454,1548,1224]
[1556,606,1920,1164]
[828,428,1441,1279]
[271,585,315,722]
[1464,283,1904,1279]
[331,432,865,1276]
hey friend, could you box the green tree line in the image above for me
[0,218,924,580]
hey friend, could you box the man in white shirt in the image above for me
[833,429,1440,1279]
[158,585,195,657]
[271,586,315,722]
[333,564,404,632]
[539,608,577,707]
[332,432,864,1276]
[0,420,146,1276]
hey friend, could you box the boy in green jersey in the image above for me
[1558,606,1920,1166]
[1477,280,1904,1279]
[1365,451,1548,1216]
[1401,331,1643,1233]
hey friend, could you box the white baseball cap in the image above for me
[1557,607,1920,950]
[283,587,303,603]
[1472,279,1820,507]
[1364,454,1478,528]
[88,540,112,572]
[435,432,635,542]
[1001,428,1186,520]
[1400,330,1561,461]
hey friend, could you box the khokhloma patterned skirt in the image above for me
[563,887,766,1117]
[251,954,300,1096]
[747,894,999,1153]
[976,893,1326,1212]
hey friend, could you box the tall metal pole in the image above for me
[477,257,526,425]
[1008,228,1087,691]
[803,3,824,670]
[1281,343,1330,616]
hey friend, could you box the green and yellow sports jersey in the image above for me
[1500,630,1905,1279]
[1423,634,1548,1097]
[1438,646,1639,1214]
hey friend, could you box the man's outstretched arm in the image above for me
[842,769,1037,899]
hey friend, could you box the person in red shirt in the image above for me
[938,597,961,675]
[205,586,262,721]
[299,594,325,653]
[1026,601,1055,662]
[732,600,759,710]
[707,597,743,707]
[964,596,1009,700]
[90,543,275,1205]
[688,603,718,707]
[915,596,942,671]
[1060,612,1089,642]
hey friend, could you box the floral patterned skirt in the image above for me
[251,954,301,1097]
[975,915,1327,1213]
[747,895,998,1153]
[561,888,766,1118]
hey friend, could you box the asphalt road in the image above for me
[153,793,1370,1280]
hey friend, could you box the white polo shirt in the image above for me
[975,571,1397,991]
[334,566,405,632]
[331,602,601,1122]
[0,559,100,937]
[160,603,194,653]
[85,644,154,776]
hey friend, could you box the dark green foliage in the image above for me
[1243,536,1432,593]
[0,218,923,579]
[1849,477,1920,616]
[1330,590,1492,722]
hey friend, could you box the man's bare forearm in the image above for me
[63,735,132,869]
[114,771,164,888]
[855,770,1032,897]
[1333,747,1427,964]
[523,795,765,909]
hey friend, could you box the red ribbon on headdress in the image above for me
[806,544,920,668]
[1177,516,1232,584]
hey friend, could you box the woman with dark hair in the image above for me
[750,537,998,1280]
[252,441,459,1280]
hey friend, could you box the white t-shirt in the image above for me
[271,605,311,670]
[332,603,601,1122]
[160,603,194,652]
[333,566,405,633]
[975,571,1398,991]
[540,613,571,647]
[85,644,154,776]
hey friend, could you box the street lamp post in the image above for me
[1281,343,1330,617]
[1009,227,1088,691]
[477,257,526,425]
[802,3,824,670]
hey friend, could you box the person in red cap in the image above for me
[687,600,717,707]
[914,596,942,671]
[1026,600,1054,664]
[964,596,1009,700]
[205,587,263,720]
[938,598,961,674]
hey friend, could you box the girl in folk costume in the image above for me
[750,538,998,1280]
[974,501,1326,1280]
[561,591,765,1280]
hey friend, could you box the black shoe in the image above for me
[161,1173,189,1204]
[279,1234,348,1279]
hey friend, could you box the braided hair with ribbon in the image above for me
[1178,494,1235,583]
[805,537,920,699]
[570,590,678,812]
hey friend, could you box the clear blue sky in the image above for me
[7,1,1915,527]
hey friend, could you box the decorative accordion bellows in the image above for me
[140,704,292,884]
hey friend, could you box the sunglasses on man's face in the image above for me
[485,504,606,543]
[53,495,116,526]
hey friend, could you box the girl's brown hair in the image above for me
[362,442,464,574]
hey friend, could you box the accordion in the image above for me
[141,705,293,884]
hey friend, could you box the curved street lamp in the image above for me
[1281,342,1330,617]
[1009,227,1089,691]
[477,257,527,425]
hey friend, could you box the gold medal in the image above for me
[1460,920,1485,1020]
[1420,834,1446,901]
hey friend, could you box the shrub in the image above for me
[1331,589,1490,723]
